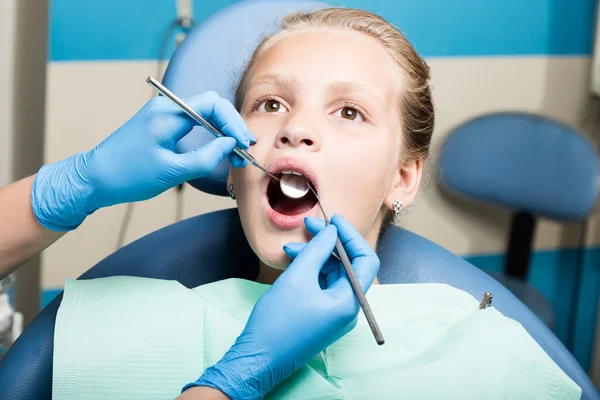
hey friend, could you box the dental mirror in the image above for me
[280,174,310,199]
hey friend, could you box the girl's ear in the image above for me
[383,158,423,213]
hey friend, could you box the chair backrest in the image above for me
[438,112,599,221]
[1,2,598,399]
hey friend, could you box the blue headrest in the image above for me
[162,0,328,196]
[439,112,599,220]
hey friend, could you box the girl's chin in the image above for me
[252,230,311,263]
[258,253,291,272]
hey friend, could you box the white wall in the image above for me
[0,0,16,187]
[8,0,48,325]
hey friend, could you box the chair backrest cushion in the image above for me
[439,112,599,220]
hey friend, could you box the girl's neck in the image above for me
[256,262,284,284]
[255,261,380,285]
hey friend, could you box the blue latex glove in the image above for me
[184,214,380,399]
[31,92,254,231]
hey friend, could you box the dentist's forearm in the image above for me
[176,386,230,400]
[0,175,65,280]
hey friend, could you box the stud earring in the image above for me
[227,184,236,200]
[393,200,403,216]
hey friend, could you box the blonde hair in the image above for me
[235,7,434,162]
[234,8,434,230]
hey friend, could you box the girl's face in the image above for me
[230,28,423,271]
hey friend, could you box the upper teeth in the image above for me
[281,170,303,176]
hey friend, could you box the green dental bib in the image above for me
[53,277,581,399]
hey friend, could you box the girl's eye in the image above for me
[258,99,288,113]
[335,106,364,122]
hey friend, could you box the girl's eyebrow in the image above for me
[326,81,383,104]
[248,74,384,104]
[247,74,299,93]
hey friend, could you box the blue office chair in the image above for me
[438,112,599,333]
[0,2,598,399]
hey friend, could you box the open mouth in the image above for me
[263,158,320,229]
[267,172,318,215]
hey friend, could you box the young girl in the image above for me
[228,8,432,286]
[51,7,582,400]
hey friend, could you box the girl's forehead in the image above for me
[248,29,404,101]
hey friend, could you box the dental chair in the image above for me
[0,1,598,399]
[438,113,599,335]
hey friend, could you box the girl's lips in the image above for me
[264,205,317,230]
[262,157,320,230]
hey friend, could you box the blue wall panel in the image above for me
[49,0,597,61]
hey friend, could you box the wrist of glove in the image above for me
[184,342,279,400]
[31,151,95,232]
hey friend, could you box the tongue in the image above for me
[273,195,315,215]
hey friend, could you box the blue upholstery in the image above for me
[439,112,599,221]
[0,1,598,399]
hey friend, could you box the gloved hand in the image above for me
[185,214,380,400]
[31,92,254,231]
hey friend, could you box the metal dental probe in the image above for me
[308,183,385,346]
[146,76,280,182]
